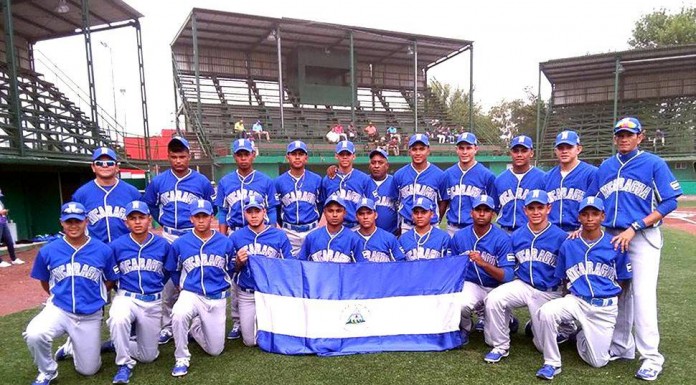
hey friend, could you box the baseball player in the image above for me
[274,140,323,255]
[450,195,514,344]
[394,134,447,234]
[367,149,399,234]
[534,196,632,380]
[166,199,235,377]
[483,190,567,363]
[442,133,497,236]
[229,194,293,346]
[24,202,118,385]
[355,197,406,262]
[142,136,215,344]
[72,147,141,243]
[297,195,365,262]
[320,140,371,230]
[398,196,451,260]
[107,201,171,384]
[597,117,682,381]
[494,135,546,232]
[544,130,598,232]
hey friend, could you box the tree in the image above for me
[487,87,547,146]
[629,7,696,48]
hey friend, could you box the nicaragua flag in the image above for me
[250,255,469,356]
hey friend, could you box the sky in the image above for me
[33,0,694,138]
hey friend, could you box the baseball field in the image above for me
[1,225,694,385]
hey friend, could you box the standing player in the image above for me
[483,190,567,363]
[24,202,118,385]
[298,195,364,262]
[275,140,323,255]
[534,196,632,380]
[321,141,371,230]
[367,149,399,234]
[230,194,292,346]
[495,135,546,232]
[598,117,682,381]
[394,134,447,234]
[355,197,405,262]
[398,196,451,260]
[450,195,515,344]
[142,136,215,345]
[72,147,141,243]
[107,201,171,384]
[166,199,235,377]
[443,133,497,236]
[545,130,598,232]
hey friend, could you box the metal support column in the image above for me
[535,66,542,161]
[2,0,24,155]
[276,26,284,131]
[192,12,201,125]
[469,45,474,132]
[612,57,622,155]
[350,31,356,126]
[28,42,35,72]
[172,57,180,132]
[413,40,418,132]
[82,0,100,137]
[423,67,428,121]
[135,20,152,176]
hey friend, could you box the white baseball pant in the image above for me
[281,227,310,257]
[238,289,258,346]
[161,231,181,334]
[461,281,492,332]
[24,301,102,376]
[107,292,161,368]
[484,279,561,352]
[538,294,618,368]
[447,224,465,237]
[172,290,227,363]
[399,217,414,236]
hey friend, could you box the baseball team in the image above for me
[21,116,681,384]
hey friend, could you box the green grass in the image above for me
[678,199,696,209]
[2,228,695,385]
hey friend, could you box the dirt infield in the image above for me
[664,208,696,236]
[0,246,47,316]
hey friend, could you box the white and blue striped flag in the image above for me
[250,255,469,356]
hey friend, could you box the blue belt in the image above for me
[282,221,318,232]
[163,227,192,236]
[240,287,255,294]
[559,224,580,232]
[344,221,358,228]
[579,296,616,307]
[500,225,516,232]
[204,291,230,300]
[448,222,468,229]
[122,290,162,302]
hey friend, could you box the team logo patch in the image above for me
[670,181,681,190]
[341,304,370,331]
[626,262,632,273]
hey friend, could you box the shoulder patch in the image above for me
[671,181,680,190]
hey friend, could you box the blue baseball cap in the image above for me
[614,117,642,135]
[456,132,478,146]
[472,195,495,210]
[92,147,118,161]
[189,199,213,216]
[324,194,346,208]
[169,136,190,150]
[335,140,355,154]
[369,148,388,159]
[233,138,254,154]
[408,134,430,147]
[125,200,150,216]
[524,190,549,206]
[243,194,265,211]
[510,135,533,149]
[412,196,434,211]
[287,140,308,154]
[356,197,377,211]
[555,130,580,147]
[60,202,87,221]
[579,196,605,213]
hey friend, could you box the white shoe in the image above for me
[0,261,11,268]
[11,258,25,265]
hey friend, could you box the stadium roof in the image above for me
[0,0,143,43]
[171,8,473,69]
[540,44,696,83]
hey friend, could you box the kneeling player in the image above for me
[534,197,632,380]
[355,197,405,262]
[398,196,451,260]
[230,195,292,346]
[450,195,514,344]
[166,200,235,377]
[298,195,364,262]
[483,190,567,363]
[107,201,171,383]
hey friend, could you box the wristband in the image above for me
[631,219,646,231]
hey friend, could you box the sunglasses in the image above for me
[94,160,117,167]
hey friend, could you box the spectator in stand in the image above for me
[364,121,378,142]
[447,126,456,144]
[653,128,665,147]
[251,120,270,142]
[0,188,23,267]
[234,119,246,138]
[332,121,348,142]
[387,135,400,156]
[436,126,447,144]
[347,121,357,141]
[386,124,401,144]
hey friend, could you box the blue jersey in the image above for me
[545,161,598,231]
[367,175,399,234]
[450,224,514,288]
[394,163,446,225]
[357,227,406,262]
[399,226,451,260]
[298,226,365,263]
[597,150,682,229]
[166,231,235,297]
[143,169,215,230]
[31,236,118,314]
[556,231,632,298]
[110,233,171,295]
[494,167,546,230]
[443,162,497,226]
[72,179,141,243]
[512,223,567,290]
[216,170,279,229]
[275,170,323,225]
[321,169,371,225]
[229,226,293,290]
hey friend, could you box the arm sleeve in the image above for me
[266,180,279,225]
[438,173,448,202]
[30,249,50,281]
[554,243,568,281]
[165,244,181,286]
[653,158,683,204]
[655,197,678,217]
[391,237,407,261]
[615,249,633,281]
[226,239,237,275]
[352,234,366,262]
[280,234,293,259]
[215,183,228,223]
[449,234,461,256]
[586,166,599,197]
[501,267,515,283]
[297,236,310,260]
[103,248,120,282]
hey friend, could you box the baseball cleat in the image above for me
[460,330,470,346]
[31,370,58,385]
[0,261,11,268]
[227,323,241,340]
[112,365,132,384]
[54,341,73,361]
[484,348,509,363]
[509,316,519,334]
[474,318,485,332]
[12,258,26,265]
[158,329,173,345]
[536,364,562,380]
[635,366,661,381]
[171,360,189,377]
[524,320,533,337]
[556,333,569,345]
[101,340,116,353]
